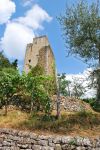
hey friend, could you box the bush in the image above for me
[11,95,31,112]
[82,98,95,104]
[82,98,100,112]
[90,101,100,112]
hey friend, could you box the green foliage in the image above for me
[20,111,100,134]
[0,52,12,69]
[82,98,100,112]
[59,0,100,103]
[59,0,100,63]
[0,51,18,70]
[0,57,55,117]
[26,73,52,115]
[0,63,54,116]
[11,59,18,69]
[77,110,93,118]
[82,98,95,104]
[16,66,53,115]
[91,101,100,112]
[29,65,44,76]
[71,77,85,98]
[0,68,20,115]
[58,73,71,96]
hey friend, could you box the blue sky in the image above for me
[0,0,96,74]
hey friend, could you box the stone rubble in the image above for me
[0,128,99,150]
[52,96,92,112]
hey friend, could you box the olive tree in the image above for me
[59,0,100,104]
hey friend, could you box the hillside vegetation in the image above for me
[0,52,100,138]
[0,107,100,138]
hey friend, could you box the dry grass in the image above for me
[0,108,100,138]
[0,108,28,129]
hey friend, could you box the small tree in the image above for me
[71,77,85,99]
[0,51,12,69]
[12,59,18,69]
[24,66,53,115]
[58,73,71,97]
[0,68,20,115]
[26,74,52,115]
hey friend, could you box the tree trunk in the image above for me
[96,50,100,104]
[5,100,8,116]
[56,78,60,119]
[30,100,34,114]
[96,74,100,104]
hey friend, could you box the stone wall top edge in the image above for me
[0,128,100,140]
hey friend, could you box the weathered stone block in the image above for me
[37,140,48,146]
[55,144,62,150]
[53,137,62,144]
[32,145,42,150]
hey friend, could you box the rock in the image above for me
[62,144,69,150]
[0,128,99,150]
[3,141,11,146]
[17,144,28,148]
[30,133,38,140]
[53,137,62,144]
[82,138,92,146]
[76,146,86,150]
[38,135,49,140]
[55,144,62,150]
[38,140,48,146]
[42,146,54,150]
[32,145,42,150]
[48,142,55,147]
[61,136,74,144]
[75,137,83,146]
[52,95,92,112]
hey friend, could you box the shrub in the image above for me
[90,101,100,112]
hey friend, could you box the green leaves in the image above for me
[59,0,100,104]
[0,68,20,115]
[26,72,52,114]
[0,68,19,96]
[58,73,71,97]
[59,0,100,64]
[0,52,18,70]
[0,64,53,116]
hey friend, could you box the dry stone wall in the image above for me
[52,96,92,112]
[0,128,100,150]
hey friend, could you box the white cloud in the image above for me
[66,68,96,98]
[0,0,16,24]
[16,4,52,30]
[1,22,34,60]
[22,0,34,7]
[0,4,52,62]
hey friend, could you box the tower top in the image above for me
[32,35,49,46]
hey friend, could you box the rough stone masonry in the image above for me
[23,36,55,76]
[0,128,100,150]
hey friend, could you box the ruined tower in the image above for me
[23,36,55,76]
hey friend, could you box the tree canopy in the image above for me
[0,51,18,70]
[59,0,100,104]
[59,0,100,64]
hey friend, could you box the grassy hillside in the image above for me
[0,107,100,138]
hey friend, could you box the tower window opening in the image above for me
[29,59,31,63]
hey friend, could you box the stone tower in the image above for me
[23,36,55,76]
